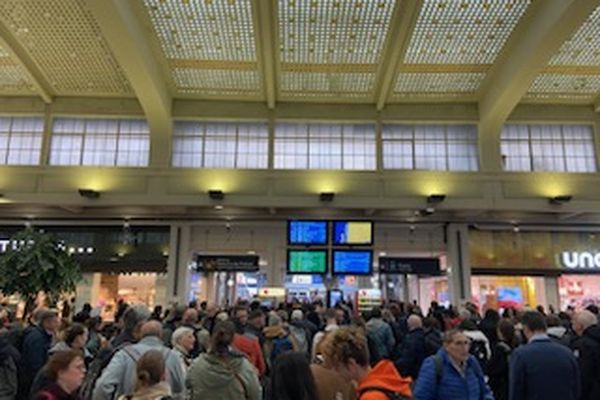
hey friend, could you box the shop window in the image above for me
[274,122,376,170]
[501,124,597,173]
[0,116,44,165]
[172,121,268,169]
[50,118,150,167]
[382,124,478,171]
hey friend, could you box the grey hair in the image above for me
[443,329,467,344]
[171,326,194,347]
[123,305,151,332]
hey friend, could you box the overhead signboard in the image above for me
[379,257,441,275]
[196,254,260,272]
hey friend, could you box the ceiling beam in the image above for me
[252,0,277,109]
[85,0,172,168]
[594,94,600,113]
[374,0,422,111]
[0,21,53,103]
[479,0,600,129]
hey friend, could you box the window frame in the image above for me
[0,115,44,166]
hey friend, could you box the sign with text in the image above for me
[196,254,260,272]
[561,252,600,270]
[379,257,441,275]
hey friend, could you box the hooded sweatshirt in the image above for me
[186,351,261,400]
[357,360,412,400]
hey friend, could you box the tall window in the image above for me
[49,118,150,167]
[172,121,268,169]
[382,124,478,171]
[274,123,376,170]
[0,116,44,165]
[501,124,596,172]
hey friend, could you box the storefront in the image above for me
[469,229,600,310]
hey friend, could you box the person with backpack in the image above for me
[395,315,426,380]
[570,310,600,400]
[186,320,261,400]
[366,307,396,362]
[263,312,298,370]
[486,319,516,400]
[32,350,86,400]
[92,321,185,400]
[423,317,443,357]
[413,329,493,400]
[458,320,490,370]
[326,326,412,400]
[288,310,310,357]
[117,350,171,400]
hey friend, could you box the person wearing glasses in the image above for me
[413,330,494,400]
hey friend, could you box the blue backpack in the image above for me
[270,336,295,365]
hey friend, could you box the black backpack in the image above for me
[359,386,410,400]
[424,330,442,357]
[469,339,489,370]
[79,343,130,400]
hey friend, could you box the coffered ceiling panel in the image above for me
[278,0,395,100]
[0,0,132,96]
[143,0,262,98]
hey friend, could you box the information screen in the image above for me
[332,221,373,245]
[332,250,372,275]
[288,220,328,245]
[287,250,328,274]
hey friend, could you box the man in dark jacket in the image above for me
[0,335,19,399]
[18,309,59,398]
[509,311,580,400]
[395,314,426,379]
[110,304,150,348]
[571,310,600,400]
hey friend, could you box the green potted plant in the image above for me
[0,227,82,313]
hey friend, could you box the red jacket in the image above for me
[357,360,412,400]
[232,334,266,377]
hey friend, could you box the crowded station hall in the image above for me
[1,0,600,400]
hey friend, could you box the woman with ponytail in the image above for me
[118,350,171,400]
[186,320,261,400]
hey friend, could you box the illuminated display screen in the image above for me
[288,220,328,245]
[287,250,328,274]
[332,250,372,275]
[332,221,373,245]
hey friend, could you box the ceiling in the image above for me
[0,0,597,109]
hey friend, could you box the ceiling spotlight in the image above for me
[214,205,224,210]
[319,192,335,202]
[427,194,446,204]
[78,189,100,199]
[208,190,225,201]
[416,208,435,217]
[549,195,572,205]
[513,225,520,233]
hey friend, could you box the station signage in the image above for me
[196,254,260,272]
[561,251,600,270]
[379,257,441,275]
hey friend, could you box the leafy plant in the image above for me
[0,227,82,307]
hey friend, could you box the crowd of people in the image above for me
[0,298,599,400]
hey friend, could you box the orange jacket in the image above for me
[357,360,412,400]
[232,333,266,377]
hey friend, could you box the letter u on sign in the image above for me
[562,252,579,269]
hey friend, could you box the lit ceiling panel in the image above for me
[0,45,35,94]
[549,6,600,67]
[278,0,395,99]
[527,74,600,101]
[393,72,486,97]
[143,0,261,97]
[404,0,531,65]
[0,0,132,96]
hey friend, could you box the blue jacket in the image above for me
[509,336,579,400]
[366,318,395,360]
[20,326,53,390]
[395,327,426,379]
[413,348,494,400]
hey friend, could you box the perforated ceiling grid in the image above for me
[143,0,261,96]
[0,44,35,94]
[549,6,600,67]
[527,74,600,101]
[278,0,395,98]
[394,72,486,95]
[0,0,132,96]
[404,0,531,65]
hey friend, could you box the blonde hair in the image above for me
[325,327,370,368]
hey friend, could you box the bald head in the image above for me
[407,314,423,331]
[574,310,597,336]
[140,320,163,338]
[182,308,198,325]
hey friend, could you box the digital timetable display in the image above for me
[288,220,328,245]
[332,221,373,245]
[287,250,328,274]
[332,250,372,275]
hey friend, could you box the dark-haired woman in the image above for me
[118,350,171,400]
[32,350,85,400]
[268,352,318,400]
[486,319,517,400]
[186,320,261,400]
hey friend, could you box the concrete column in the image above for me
[544,276,560,310]
[478,121,503,173]
[166,224,192,305]
[446,224,471,306]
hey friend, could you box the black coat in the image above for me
[394,327,426,379]
[486,341,512,400]
[19,326,53,396]
[571,324,600,400]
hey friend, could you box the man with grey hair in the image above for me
[93,320,186,400]
[571,310,600,400]
[395,314,426,379]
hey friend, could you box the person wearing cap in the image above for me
[19,309,60,397]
